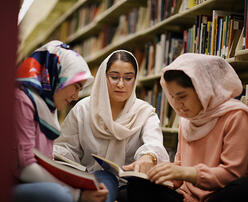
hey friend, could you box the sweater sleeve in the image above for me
[14,89,38,177]
[195,110,248,190]
[134,113,170,164]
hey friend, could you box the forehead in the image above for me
[166,81,191,96]
[107,60,135,73]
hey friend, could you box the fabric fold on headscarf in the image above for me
[16,40,93,140]
[90,50,155,166]
[160,53,248,142]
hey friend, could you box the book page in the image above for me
[92,154,121,177]
[54,152,86,172]
[118,168,148,179]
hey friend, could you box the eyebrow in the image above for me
[175,91,186,96]
[109,71,135,75]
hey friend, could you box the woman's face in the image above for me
[165,81,203,118]
[106,60,136,106]
[53,80,85,110]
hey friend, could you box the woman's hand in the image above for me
[122,154,157,174]
[147,162,197,185]
[80,183,108,202]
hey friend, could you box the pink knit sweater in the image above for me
[14,88,53,177]
[175,110,248,202]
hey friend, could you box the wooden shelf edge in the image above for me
[68,0,133,44]
[85,32,143,64]
[139,74,162,82]
[95,0,128,22]
[235,49,248,57]
[47,0,89,38]
[17,0,86,63]
[67,22,98,43]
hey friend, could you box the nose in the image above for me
[116,77,125,87]
[71,91,79,100]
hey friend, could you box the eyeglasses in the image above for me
[106,73,135,85]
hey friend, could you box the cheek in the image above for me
[107,81,113,92]
[190,98,202,115]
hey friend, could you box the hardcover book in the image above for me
[34,149,99,190]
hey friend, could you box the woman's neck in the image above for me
[110,101,125,121]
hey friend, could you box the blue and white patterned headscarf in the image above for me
[16,40,93,140]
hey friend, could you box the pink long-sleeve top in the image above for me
[14,88,53,178]
[175,109,248,202]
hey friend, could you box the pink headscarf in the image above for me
[160,53,248,141]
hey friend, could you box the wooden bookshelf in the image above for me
[67,0,146,44]
[18,0,247,145]
[81,0,244,66]
[17,0,81,64]
[19,0,245,65]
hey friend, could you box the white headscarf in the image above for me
[90,50,155,165]
[160,53,248,142]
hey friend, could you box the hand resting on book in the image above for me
[122,153,157,174]
[92,153,174,188]
[147,162,197,188]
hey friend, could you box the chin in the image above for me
[113,96,127,103]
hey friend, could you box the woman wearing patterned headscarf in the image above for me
[13,40,109,202]
[54,50,170,201]
[128,53,248,202]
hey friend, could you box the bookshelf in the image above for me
[19,0,248,151]
[67,0,147,44]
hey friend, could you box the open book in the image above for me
[34,149,99,190]
[53,152,87,172]
[92,154,173,188]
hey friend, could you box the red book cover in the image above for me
[34,149,99,190]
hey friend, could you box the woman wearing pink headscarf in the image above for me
[127,53,248,202]
[13,41,109,202]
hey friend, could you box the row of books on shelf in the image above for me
[138,82,180,129]
[70,10,244,69]
[47,0,120,42]
[147,0,181,26]
[184,12,243,58]
[131,10,243,78]
[49,0,209,47]
[137,32,183,77]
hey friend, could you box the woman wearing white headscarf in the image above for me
[54,50,169,201]
[128,53,248,202]
[13,41,109,202]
